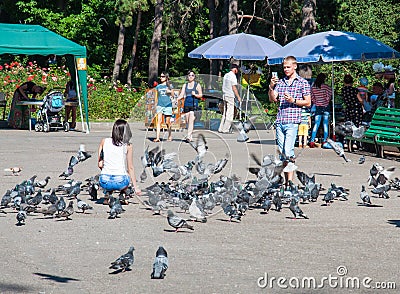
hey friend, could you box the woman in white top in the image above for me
[98,119,141,204]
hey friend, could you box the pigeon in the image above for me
[358,155,366,164]
[4,167,22,176]
[68,155,80,168]
[1,190,12,208]
[151,246,169,279]
[272,191,282,212]
[189,199,207,222]
[289,197,308,219]
[221,202,242,221]
[371,184,391,198]
[59,166,74,179]
[323,188,335,205]
[188,133,208,163]
[16,208,27,225]
[261,197,272,213]
[360,185,371,205]
[110,246,135,272]
[109,197,124,219]
[232,115,257,142]
[167,210,194,232]
[296,170,315,186]
[76,197,93,213]
[55,196,66,214]
[34,176,51,188]
[27,190,43,206]
[326,139,350,162]
[57,200,74,220]
[77,150,91,162]
[39,204,58,217]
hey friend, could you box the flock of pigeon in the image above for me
[2,129,399,277]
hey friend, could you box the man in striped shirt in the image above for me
[268,56,311,186]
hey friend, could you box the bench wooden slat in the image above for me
[346,107,400,157]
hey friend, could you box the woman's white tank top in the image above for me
[101,138,127,175]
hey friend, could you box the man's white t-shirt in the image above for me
[222,71,237,97]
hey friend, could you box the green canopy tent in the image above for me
[0,23,90,132]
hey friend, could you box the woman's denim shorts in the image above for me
[99,174,130,191]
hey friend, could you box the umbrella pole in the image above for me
[331,62,336,141]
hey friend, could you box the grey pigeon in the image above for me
[371,184,391,199]
[323,188,335,205]
[360,185,371,205]
[167,210,194,232]
[110,246,135,272]
[189,133,208,163]
[326,139,350,162]
[16,208,27,225]
[189,199,207,222]
[272,191,282,211]
[59,166,74,179]
[221,202,241,221]
[1,190,12,208]
[358,155,365,164]
[232,115,257,142]
[55,196,66,214]
[151,246,168,279]
[289,197,308,219]
[57,200,74,220]
[77,150,91,162]
[39,204,58,217]
[76,197,93,213]
[109,197,124,219]
[261,197,272,213]
[4,167,22,176]
[34,176,51,188]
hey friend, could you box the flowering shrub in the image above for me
[0,59,146,121]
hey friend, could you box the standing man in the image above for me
[218,64,241,133]
[268,56,311,186]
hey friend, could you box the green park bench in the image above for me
[346,107,400,157]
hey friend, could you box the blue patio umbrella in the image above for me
[266,30,400,137]
[188,33,282,60]
[267,30,400,65]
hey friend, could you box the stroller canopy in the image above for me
[0,23,90,132]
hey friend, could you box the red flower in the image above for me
[116,87,123,92]
[27,75,35,81]
[28,61,33,66]
[200,97,206,101]
[153,81,158,87]
[264,109,269,113]
[0,65,3,70]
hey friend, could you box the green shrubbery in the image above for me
[0,58,146,122]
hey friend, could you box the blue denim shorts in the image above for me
[99,174,130,191]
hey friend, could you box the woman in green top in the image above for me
[154,72,173,142]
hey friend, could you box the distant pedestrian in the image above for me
[154,72,173,142]
[218,64,241,134]
[309,73,332,148]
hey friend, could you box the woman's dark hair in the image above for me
[313,73,326,88]
[344,74,354,84]
[160,71,171,88]
[186,70,196,81]
[112,119,132,146]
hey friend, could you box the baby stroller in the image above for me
[35,90,70,132]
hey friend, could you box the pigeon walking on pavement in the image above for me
[151,246,169,279]
[167,210,194,232]
[360,185,371,205]
[110,246,135,272]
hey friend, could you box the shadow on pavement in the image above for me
[34,272,80,283]
[387,219,400,228]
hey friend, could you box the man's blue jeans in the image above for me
[310,112,330,143]
[276,123,298,160]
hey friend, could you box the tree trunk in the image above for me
[219,0,229,36]
[301,0,316,36]
[148,0,163,87]
[208,0,218,85]
[127,10,142,88]
[228,0,238,35]
[112,22,126,84]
